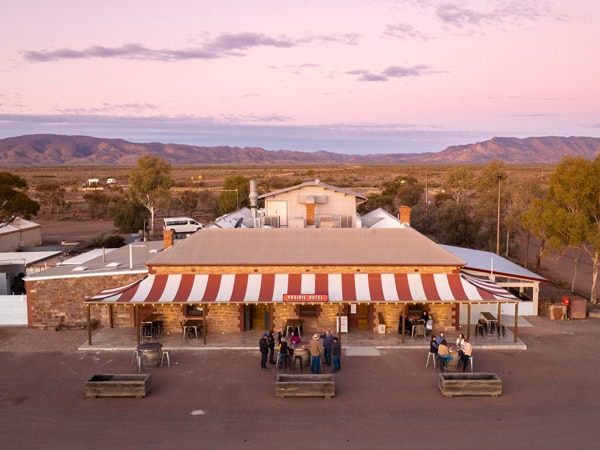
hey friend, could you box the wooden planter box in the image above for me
[275,374,335,398]
[439,373,502,398]
[85,374,152,398]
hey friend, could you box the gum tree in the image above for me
[0,172,40,227]
[128,155,174,237]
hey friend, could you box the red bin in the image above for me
[562,296,570,307]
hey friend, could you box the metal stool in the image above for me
[160,350,171,367]
[426,352,437,368]
[497,325,506,339]
[131,350,143,373]
[292,355,303,373]
[141,323,153,341]
[474,321,486,338]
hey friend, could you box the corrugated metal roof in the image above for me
[441,245,546,282]
[150,228,465,267]
[258,180,367,200]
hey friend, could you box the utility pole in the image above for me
[496,172,502,255]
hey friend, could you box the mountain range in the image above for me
[1,134,599,166]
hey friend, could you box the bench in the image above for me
[275,374,335,398]
[85,374,152,398]
[438,373,502,398]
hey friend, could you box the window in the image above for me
[299,305,319,317]
[185,305,204,316]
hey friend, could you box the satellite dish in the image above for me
[234,217,243,228]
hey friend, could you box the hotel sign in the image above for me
[283,294,328,302]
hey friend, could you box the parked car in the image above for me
[163,217,203,234]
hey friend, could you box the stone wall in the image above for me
[26,274,141,329]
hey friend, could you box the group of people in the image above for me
[429,331,473,372]
[398,310,434,336]
[259,328,341,374]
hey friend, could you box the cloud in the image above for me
[54,102,158,115]
[21,32,360,63]
[347,64,439,82]
[383,23,432,41]
[505,113,561,117]
[436,1,561,30]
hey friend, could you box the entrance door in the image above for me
[348,304,370,330]
[251,304,270,330]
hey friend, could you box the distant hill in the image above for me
[0,134,599,166]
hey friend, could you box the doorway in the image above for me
[348,304,370,330]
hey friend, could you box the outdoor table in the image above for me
[137,342,163,368]
[182,319,203,339]
[480,312,498,334]
[142,313,163,338]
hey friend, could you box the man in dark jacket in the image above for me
[259,334,269,371]
[331,337,341,373]
[267,330,276,364]
[320,330,334,366]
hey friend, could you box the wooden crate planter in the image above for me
[85,374,152,398]
[275,374,335,398]
[439,373,502,398]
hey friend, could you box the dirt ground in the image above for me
[0,316,599,450]
[3,220,594,448]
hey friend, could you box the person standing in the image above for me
[460,338,473,372]
[309,333,323,374]
[331,336,341,373]
[277,337,290,370]
[259,333,269,371]
[320,330,334,366]
[267,330,276,364]
[277,327,285,346]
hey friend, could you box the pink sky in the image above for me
[0,0,599,154]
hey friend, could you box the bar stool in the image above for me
[141,323,153,341]
[160,350,172,367]
[474,320,486,338]
[292,354,304,373]
[131,350,143,373]
[497,324,506,339]
[425,352,437,369]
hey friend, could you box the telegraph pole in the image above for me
[496,172,501,255]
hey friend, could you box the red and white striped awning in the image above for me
[86,272,517,304]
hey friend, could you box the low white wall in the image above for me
[459,301,534,325]
[0,295,27,325]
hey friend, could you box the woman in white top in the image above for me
[455,333,465,350]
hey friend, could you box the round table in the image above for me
[137,343,163,368]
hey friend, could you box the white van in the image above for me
[163,217,203,234]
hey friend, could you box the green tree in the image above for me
[523,156,600,304]
[180,190,201,217]
[109,197,148,233]
[36,183,67,219]
[0,172,40,226]
[444,166,474,204]
[432,199,479,247]
[503,177,545,260]
[473,160,508,252]
[83,191,111,219]
[357,193,394,215]
[219,176,249,214]
[546,156,600,304]
[128,155,174,236]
